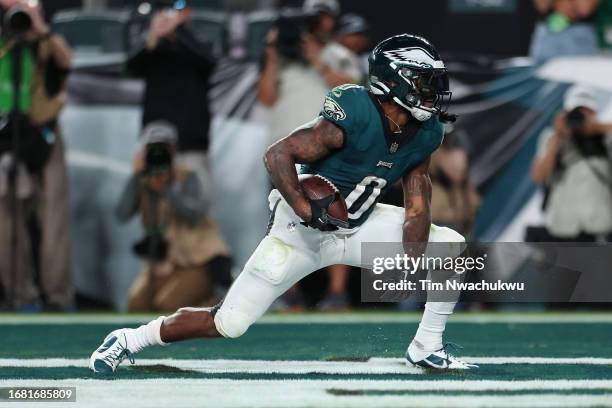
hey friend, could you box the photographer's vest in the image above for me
[0,39,33,114]
[139,166,228,271]
[0,38,66,124]
[0,39,66,174]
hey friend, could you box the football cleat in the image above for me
[89,329,136,373]
[406,341,478,370]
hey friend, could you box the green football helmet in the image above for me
[368,34,455,122]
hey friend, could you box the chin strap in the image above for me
[392,96,458,123]
[407,106,433,122]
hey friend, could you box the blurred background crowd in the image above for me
[0,0,611,312]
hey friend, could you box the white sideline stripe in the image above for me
[2,312,612,325]
[0,358,423,375]
[1,379,611,408]
[2,378,612,391]
[1,357,611,374]
[370,357,612,365]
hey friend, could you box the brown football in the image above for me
[299,174,349,223]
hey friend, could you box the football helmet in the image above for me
[368,34,455,122]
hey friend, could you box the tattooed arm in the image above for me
[402,159,432,256]
[264,117,344,222]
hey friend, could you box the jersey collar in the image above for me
[367,92,422,154]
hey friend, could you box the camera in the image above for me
[145,142,172,174]
[566,107,585,131]
[133,232,168,260]
[0,6,32,38]
[274,8,319,61]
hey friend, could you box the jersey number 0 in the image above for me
[344,176,387,220]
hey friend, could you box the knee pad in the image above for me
[214,305,251,339]
[245,236,293,285]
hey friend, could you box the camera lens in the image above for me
[567,108,585,130]
[4,7,32,36]
[145,143,172,173]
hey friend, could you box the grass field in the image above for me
[1,312,612,407]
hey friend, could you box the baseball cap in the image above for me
[303,0,340,16]
[141,121,178,146]
[563,85,598,112]
[336,13,369,36]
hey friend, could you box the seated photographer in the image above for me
[0,0,72,311]
[117,122,231,312]
[530,86,612,242]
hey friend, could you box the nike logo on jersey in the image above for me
[376,160,394,169]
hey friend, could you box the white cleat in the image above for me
[89,329,136,373]
[406,340,478,370]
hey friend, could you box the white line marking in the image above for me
[1,379,611,408]
[3,378,612,390]
[370,357,612,365]
[2,312,612,325]
[1,357,611,374]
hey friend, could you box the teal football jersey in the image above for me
[301,84,444,228]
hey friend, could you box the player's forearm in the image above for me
[264,145,311,221]
[402,212,431,258]
[402,167,432,257]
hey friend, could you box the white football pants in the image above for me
[214,190,465,338]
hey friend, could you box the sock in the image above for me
[126,316,168,353]
[413,302,456,352]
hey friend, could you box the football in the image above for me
[299,174,349,223]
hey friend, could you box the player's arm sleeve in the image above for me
[319,87,368,137]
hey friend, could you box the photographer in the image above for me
[127,0,216,190]
[257,0,364,145]
[531,86,612,241]
[0,0,72,311]
[118,122,231,312]
[530,0,600,64]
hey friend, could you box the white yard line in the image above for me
[1,312,612,325]
[369,357,612,365]
[3,378,612,391]
[1,379,612,408]
[1,357,611,374]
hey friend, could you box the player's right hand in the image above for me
[302,195,342,232]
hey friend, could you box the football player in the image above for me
[90,34,477,372]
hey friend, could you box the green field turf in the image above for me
[1,312,611,407]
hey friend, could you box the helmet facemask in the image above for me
[392,66,452,122]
